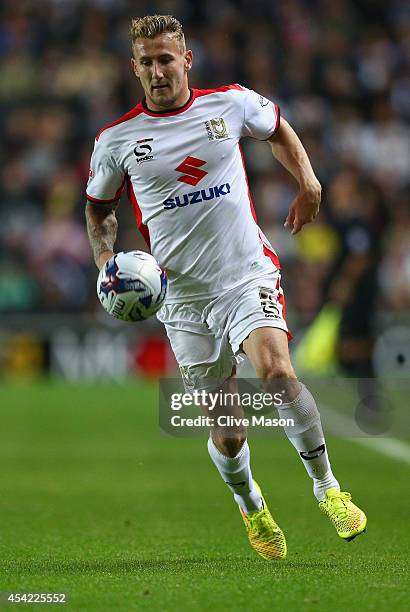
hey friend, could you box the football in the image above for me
[97,251,167,322]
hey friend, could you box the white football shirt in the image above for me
[86,85,281,302]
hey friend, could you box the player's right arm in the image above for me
[239,87,321,235]
[85,201,118,270]
[85,137,126,270]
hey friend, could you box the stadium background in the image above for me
[0,0,409,380]
[0,1,409,610]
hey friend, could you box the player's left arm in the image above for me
[268,118,321,235]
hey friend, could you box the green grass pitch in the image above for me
[0,381,409,611]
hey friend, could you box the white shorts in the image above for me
[157,272,290,392]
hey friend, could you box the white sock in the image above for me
[277,384,340,501]
[207,437,262,513]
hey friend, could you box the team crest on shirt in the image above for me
[204,117,229,141]
[133,138,155,164]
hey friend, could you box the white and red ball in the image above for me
[97,251,167,322]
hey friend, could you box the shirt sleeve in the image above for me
[240,88,280,140]
[86,139,125,204]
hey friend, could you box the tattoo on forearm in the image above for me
[85,204,118,266]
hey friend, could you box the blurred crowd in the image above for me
[0,0,409,324]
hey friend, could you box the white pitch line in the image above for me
[350,437,410,465]
[319,405,410,465]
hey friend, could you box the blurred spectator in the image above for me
[321,168,386,376]
[379,189,410,312]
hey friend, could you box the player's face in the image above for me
[131,34,192,111]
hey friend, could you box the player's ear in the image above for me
[184,50,193,72]
[131,57,140,78]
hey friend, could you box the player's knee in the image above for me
[212,431,246,458]
[256,359,300,401]
[257,359,295,383]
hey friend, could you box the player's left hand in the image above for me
[284,181,321,235]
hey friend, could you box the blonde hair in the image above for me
[130,15,185,53]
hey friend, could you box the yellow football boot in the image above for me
[239,482,287,560]
[319,488,367,541]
